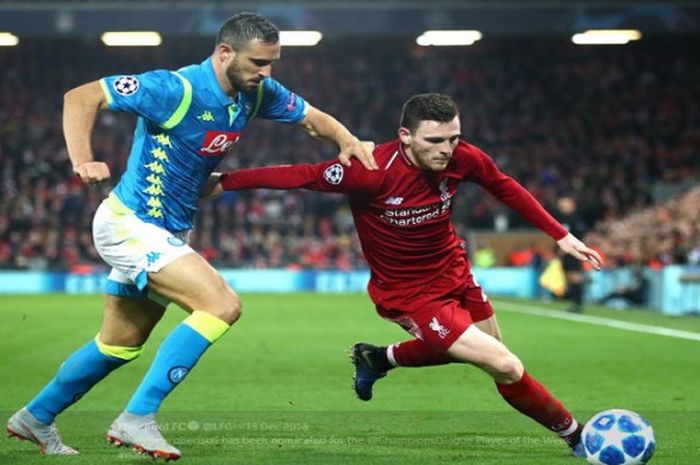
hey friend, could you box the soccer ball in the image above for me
[113,75,140,96]
[582,409,655,465]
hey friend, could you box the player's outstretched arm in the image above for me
[64,81,111,185]
[556,233,603,271]
[298,105,377,170]
[217,159,377,197]
[218,164,328,192]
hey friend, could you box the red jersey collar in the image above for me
[397,141,420,170]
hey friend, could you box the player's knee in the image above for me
[225,291,242,324]
[493,353,524,384]
[209,288,242,325]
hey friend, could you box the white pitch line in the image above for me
[494,300,700,342]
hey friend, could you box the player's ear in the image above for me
[398,127,412,145]
[216,43,235,63]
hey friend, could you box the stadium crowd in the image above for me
[1,38,698,270]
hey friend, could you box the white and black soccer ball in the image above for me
[582,409,655,465]
[113,75,140,96]
[323,163,344,185]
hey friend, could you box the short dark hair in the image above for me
[400,93,459,132]
[216,12,279,51]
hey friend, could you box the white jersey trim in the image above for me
[384,150,399,170]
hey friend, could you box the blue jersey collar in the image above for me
[202,57,236,107]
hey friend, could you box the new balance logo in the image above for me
[384,196,404,205]
[429,317,451,339]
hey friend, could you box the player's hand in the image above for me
[73,161,111,185]
[338,139,377,170]
[556,233,603,271]
[202,172,224,199]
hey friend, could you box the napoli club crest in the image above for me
[168,366,189,384]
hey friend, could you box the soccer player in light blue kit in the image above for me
[6,13,376,460]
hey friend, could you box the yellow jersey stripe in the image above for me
[162,72,193,130]
[99,78,114,106]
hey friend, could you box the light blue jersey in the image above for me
[100,57,308,232]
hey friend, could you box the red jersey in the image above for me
[221,139,567,289]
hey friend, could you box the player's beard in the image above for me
[225,59,260,92]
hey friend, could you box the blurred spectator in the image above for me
[508,244,535,267]
[595,264,649,308]
[556,196,588,313]
[473,241,496,268]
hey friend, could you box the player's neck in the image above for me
[400,144,419,168]
[212,57,238,99]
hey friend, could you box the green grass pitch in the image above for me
[1,293,699,464]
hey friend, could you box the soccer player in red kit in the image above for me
[214,93,602,457]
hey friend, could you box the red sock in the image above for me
[389,339,452,367]
[496,371,579,441]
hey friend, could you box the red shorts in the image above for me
[368,255,494,350]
